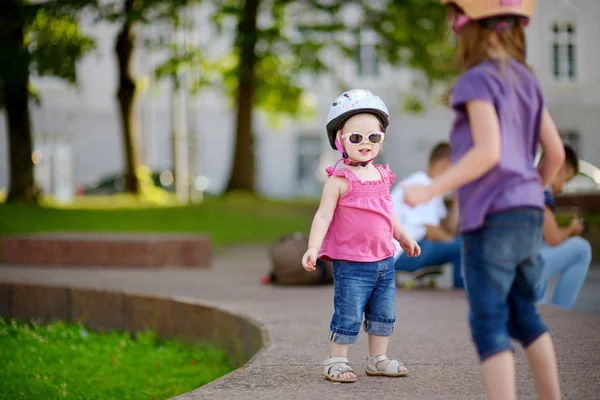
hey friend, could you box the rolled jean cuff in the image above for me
[363,319,395,337]
[521,327,548,348]
[479,345,515,363]
[329,330,358,345]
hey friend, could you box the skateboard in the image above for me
[396,266,444,290]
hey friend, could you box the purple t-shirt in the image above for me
[450,59,544,233]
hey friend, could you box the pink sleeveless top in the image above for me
[319,164,396,262]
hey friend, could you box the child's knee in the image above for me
[469,311,513,361]
[508,310,548,347]
[570,236,592,265]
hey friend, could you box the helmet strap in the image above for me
[327,130,374,176]
[336,129,373,166]
[341,152,371,168]
[479,16,523,32]
[452,14,471,33]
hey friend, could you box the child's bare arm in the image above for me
[392,214,421,257]
[392,214,410,243]
[537,108,565,187]
[430,100,501,196]
[307,176,343,251]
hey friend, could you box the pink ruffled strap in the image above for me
[326,159,358,180]
[326,166,355,180]
[376,164,395,185]
[325,158,344,177]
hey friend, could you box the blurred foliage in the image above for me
[1,0,454,199]
[0,0,95,109]
[210,0,345,123]
[362,0,455,112]
[26,8,96,86]
[5,0,453,135]
[135,164,173,204]
[86,0,206,79]
[362,0,454,84]
[81,0,207,195]
[150,0,455,193]
[0,0,96,204]
[167,0,454,122]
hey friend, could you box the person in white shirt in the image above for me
[391,142,464,288]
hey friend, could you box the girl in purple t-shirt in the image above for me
[404,1,565,399]
[301,89,420,383]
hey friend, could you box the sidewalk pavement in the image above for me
[1,245,598,399]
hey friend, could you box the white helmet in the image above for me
[325,89,390,151]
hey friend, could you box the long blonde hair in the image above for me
[441,19,530,107]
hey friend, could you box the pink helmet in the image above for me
[443,0,535,33]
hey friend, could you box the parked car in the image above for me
[534,152,600,194]
[563,159,600,194]
[82,170,174,195]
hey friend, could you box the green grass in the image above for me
[0,318,234,400]
[581,213,600,225]
[0,194,318,248]
[556,212,600,227]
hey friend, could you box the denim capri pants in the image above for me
[329,257,396,345]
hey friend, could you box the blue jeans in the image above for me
[394,237,464,288]
[329,257,396,345]
[462,207,548,361]
[537,237,591,309]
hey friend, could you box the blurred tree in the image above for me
[0,0,94,203]
[88,0,204,195]
[209,0,345,194]
[361,0,453,109]
[206,0,451,194]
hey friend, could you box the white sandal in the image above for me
[323,356,357,383]
[365,354,409,377]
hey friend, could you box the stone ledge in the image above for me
[555,192,600,214]
[0,283,267,370]
[0,232,212,268]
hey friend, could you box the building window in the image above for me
[297,136,321,181]
[356,29,380,78]
[560,130,580,154]
[296,136,322,196]
[552,22,577,81]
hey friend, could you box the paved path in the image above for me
[1,246,599,399]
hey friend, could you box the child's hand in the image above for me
[302,248,319,271]
[403,184,433,207]
[400,237,421,258]
[569,217,584,236]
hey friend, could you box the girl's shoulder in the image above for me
[457,61,498,86]
[323,168,351,196]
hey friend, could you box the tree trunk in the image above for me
[225,0,260,194]
[0,0,40,203]
[115,0,140,194]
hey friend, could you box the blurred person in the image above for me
[391,142,464,288]
[537,144,591,309]
[403,0,565,399]
[301,89,420,383]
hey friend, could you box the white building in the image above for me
[0,0,598,199]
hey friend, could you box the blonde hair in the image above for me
[441,19,530,107]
